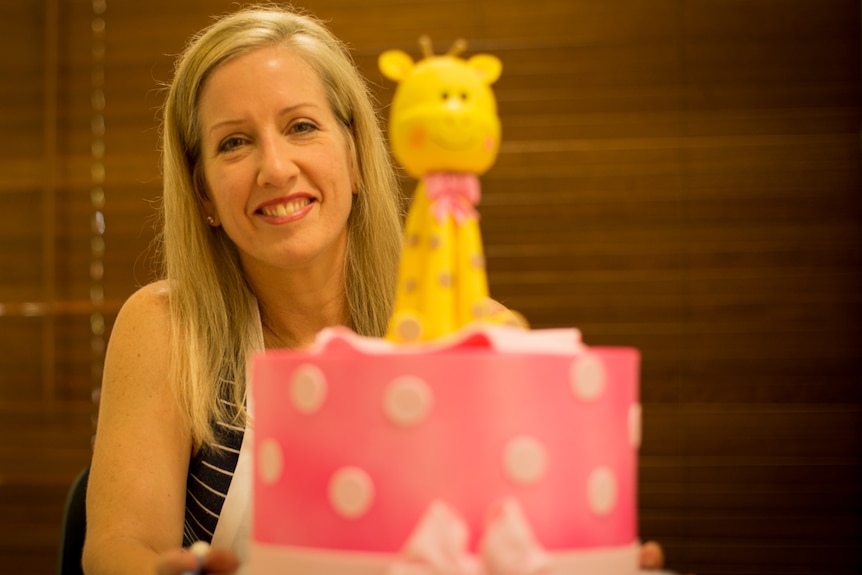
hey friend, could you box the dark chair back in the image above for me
[57,466,89,575]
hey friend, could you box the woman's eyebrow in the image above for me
[206,103,320,136]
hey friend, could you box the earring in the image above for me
[206,216,215,226]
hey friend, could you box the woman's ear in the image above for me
[196,172,220,226]
[201,195,220,226]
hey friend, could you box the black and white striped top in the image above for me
[182,414,245,547]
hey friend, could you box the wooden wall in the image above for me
[1,1,859,573]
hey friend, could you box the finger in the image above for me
[202,547,240,573]
[155,548,199,575]
[179,541,210,575]
[639,540,665,570]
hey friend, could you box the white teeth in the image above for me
[261,198,310,217]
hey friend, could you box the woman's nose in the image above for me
[257,134,298,187]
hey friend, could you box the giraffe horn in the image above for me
[419,35,434,59]
[448,39,467,56]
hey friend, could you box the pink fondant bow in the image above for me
[387,499,550,575]
[423,173,481,225]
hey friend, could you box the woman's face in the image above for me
[198,44,355,278]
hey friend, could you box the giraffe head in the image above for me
[379,38,502,178]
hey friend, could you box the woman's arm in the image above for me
[82,281,200,574]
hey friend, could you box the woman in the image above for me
[83,5,402,574]
[83,5,667,574]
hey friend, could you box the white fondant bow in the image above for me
[387,499,550,575]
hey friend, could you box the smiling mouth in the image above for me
[258,198,314,217]
[428,130,478,151]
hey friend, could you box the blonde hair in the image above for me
[157,4,403,447]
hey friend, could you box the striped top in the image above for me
[182,410,245,547]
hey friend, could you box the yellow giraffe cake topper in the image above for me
[380,37,523,342]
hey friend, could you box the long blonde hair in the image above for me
[157,5,403,448]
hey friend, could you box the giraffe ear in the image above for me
[467,54,502,85]
[379,50,415,82]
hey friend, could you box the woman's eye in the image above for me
[291,121,319,135]
[218,136,245,153]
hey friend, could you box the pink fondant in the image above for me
[251,326,639,556]
[248,542,641,574]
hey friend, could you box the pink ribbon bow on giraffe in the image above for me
[387,498,550,575]
[423,173,482,225]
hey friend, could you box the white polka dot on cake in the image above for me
[384,376,433,427]
[587,467,617,516]
[629,403,642,448]
[570,354,606,401]
[258,438,283,485]
[329,467,374,519]
[290,364,327,414]
[503,435,548,485]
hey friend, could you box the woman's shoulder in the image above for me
[112,280,173,341]
[119,280,170,314]
[100,280,177,381]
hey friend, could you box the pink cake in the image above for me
[249,325,641,573]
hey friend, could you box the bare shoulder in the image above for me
[102,280,175,394]
[96,278,187,450]
[110,280,173,344]
[115,280,171,326]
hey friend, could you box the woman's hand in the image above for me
[639,540,665,571]
[155,543,240,575]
